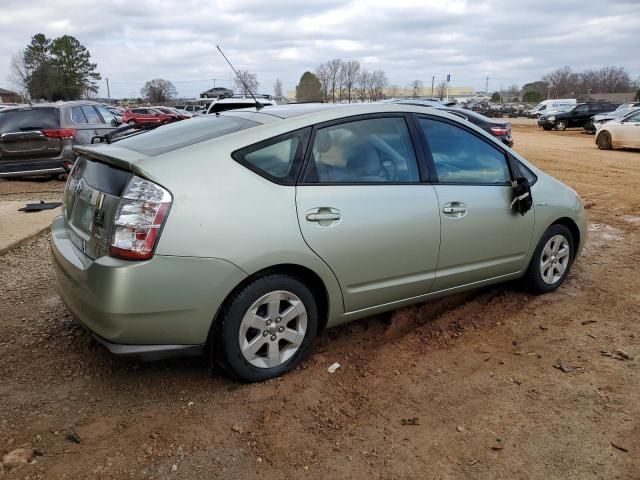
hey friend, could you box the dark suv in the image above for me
[538,102,618,131]
[0,101,120,178]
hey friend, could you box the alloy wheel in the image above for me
[540,234,570,285]
[238,290,307,368]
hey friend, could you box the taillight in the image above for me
[110,176,172,261]
[42,128,77,139]
[490,126,510,136]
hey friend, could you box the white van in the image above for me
[528,99,576,118]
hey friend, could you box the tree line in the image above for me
[296,59,390,103]
[520,66,638,103]
[10,33,101,101]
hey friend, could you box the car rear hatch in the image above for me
[63,151,137,259]
[0,107,64,162]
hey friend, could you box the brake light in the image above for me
[490,126,510,136]
[43,128,77,139]
[110,176,172,261]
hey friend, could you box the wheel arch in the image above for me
[207,263,331,345]
[551,217,581,257]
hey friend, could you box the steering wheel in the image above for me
[379,156,398,181]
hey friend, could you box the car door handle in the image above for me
[306,208,341,223]
[442,202,467,217]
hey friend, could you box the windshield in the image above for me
[115,114,259,156]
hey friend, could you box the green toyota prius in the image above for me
[51,103,586,382]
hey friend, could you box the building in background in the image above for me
[0,88,21,103]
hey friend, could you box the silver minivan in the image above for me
[51,103,586,382]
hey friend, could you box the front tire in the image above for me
[523,224,574,294]
[596,131,612,150]
[211,274,319,382]
[127,120,136,126]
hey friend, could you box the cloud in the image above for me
[1,0,638,98]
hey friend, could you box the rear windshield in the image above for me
[115,114,259,156]
[0,107,60,134]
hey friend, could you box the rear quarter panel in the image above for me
[137,128,345,322]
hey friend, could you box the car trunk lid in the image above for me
[63,154,133,259]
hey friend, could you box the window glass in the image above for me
[81,106,102,123]
[95,106,117,125]
[304,117,419,183]
[239,131,308,181]
[626,112,640,122]
[518,162,538,185]
[419,117,510,184]
[574,105,588,114]
[71,106,88,123]
[0,107,60,133]
[116,115,258,157]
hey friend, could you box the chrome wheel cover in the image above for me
[238,290,307,369]
[540,234,570,285]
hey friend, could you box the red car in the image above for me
[122,108,175,126]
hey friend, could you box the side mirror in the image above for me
[511,177,532,215]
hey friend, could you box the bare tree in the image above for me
[8,50,30,99]
[273,78,283,98]
[357,69,370,102]
[233,70,259,96]
[436,80,447,100]
[408,79,423,98]
[326,58,342,103]
[542,66,575,98]
[315,63,330,102]
[342,60,360,103]
[140,78,177,104]
[369,70,388,101]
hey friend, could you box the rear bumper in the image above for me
[0,156,71,177]
[50,216,247,352]
[91,334,204,360]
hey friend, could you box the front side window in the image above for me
[95,106,117,125]
[234,129,310,184]
[303,117,420,183]
[419,117,510,184]
[574,105,588,114]
[626,112,640,122]
[81,106,102,124]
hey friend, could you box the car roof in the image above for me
[221,102,472,125]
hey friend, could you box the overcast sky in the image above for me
[1,0,639,99]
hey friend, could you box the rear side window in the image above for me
[233,128,310,184]
[116,114,259,156]
[419,117,510,184]
[0,107,60,133]
[81,106,102,123]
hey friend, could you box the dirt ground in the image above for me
[1,125,639,479]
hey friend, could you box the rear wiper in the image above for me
[91,123,160,144]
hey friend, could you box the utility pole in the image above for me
[485,77,489,94]
[431,76,435,98]
[105,78,111,104]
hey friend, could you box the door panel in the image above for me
[432,185,534,291]
[297,185,441,311]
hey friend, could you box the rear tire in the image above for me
[596,131,612,150]
[128,120,136,126]
[211,274,319,382]
[523,224,574,294]
[555,121,567,131]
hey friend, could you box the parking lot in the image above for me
[1,122,639,479]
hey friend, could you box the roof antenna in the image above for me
[216,45,263,111]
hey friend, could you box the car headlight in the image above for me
[548,116,555,121]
